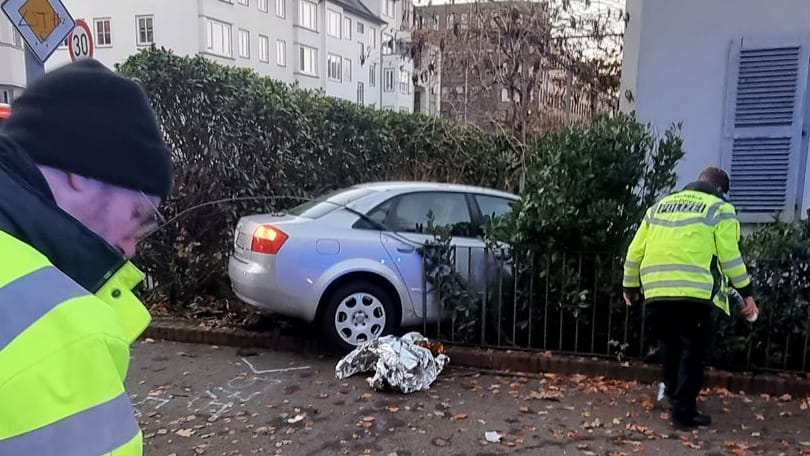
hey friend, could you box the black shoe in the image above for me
[672,411,712,430]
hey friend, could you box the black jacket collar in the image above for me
[683,180,728,201]
[0,135,125,292]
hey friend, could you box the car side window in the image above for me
[366,199,394,226]
[388,192,475,237]
[475,194,514,219]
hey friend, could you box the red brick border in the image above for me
[142,318,810,396]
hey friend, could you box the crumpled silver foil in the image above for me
[335,332,450,394]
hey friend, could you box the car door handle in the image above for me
[396,245,415,254]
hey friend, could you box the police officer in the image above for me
[622,166,758,430]
[0,60,172,454]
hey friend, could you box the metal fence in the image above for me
[418,245,810,374]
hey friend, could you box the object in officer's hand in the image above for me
[730,289,758,322]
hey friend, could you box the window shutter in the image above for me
[721,37,810,223]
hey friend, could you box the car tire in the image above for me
[321,281,399,352]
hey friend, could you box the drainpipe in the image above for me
[379,23,389,110]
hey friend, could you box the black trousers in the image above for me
[645,300,717,420]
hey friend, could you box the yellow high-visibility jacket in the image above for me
[622,182,752,315]
[0,137,150,455]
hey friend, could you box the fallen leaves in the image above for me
[451,413,468,421]
[625,423,653,436]
[287,414,305,424]
[175,428,195,438]
[528,389,563,401]
[387,404,400,413]
[356,416,375,429]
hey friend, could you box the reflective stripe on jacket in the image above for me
[0,229,150,455]
[622,185,751,315]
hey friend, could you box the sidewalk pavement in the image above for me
[129,340,810,456]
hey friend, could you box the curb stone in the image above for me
[141,318,810,396]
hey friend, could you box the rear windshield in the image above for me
[287,186,376,219]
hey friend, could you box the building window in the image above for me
[328,54,342,81]
[258,34,269,62]
[276,0,286,17]
[298,0,317,30]
[206,18,232,57]
[369,27,376,48]
[357,82,364,104]
[399,69,411,94]
[327,10,341,38]
[384,68,394,92]
[357,21,364,34]
[399,107,409,113]
[276,40,286,66]
[344,58,352,82]
[238,29,250,58]
[383,0,394,17]
[136,15,154,46]
[447,13,454,29]
[344,17,352,40]
[358,42,365,62]
[299,45,318,75]
[259,0,268,12]
[94,18,111,47]
[432,14,439,30]
[238,0,248,4]
[382,33,392,55]
[369,63,376,86]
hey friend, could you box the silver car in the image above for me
[228,181,518,349]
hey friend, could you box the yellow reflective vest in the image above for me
[0,229,150,455]
[622,184,752,315]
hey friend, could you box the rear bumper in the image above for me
[228,255,316,322]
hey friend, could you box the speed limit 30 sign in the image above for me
[68,19,94,61]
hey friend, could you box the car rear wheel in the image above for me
[321,281,398,351]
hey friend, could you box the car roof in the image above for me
[356,181,519,200]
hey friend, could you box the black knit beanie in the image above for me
[1,59,172,197]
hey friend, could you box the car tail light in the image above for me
[250,225,288,254]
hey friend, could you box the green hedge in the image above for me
[116,47,513,305]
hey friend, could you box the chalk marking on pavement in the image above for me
[241,357,311,375]
[188,389,234,420]
[227,375,282,390]
[130,394,171,418]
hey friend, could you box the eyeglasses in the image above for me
[138,191,167,241]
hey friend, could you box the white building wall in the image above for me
[47,0,199,71]
[620,0,810,216]
[0,17,26,102]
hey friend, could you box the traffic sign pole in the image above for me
[24,45,44,83]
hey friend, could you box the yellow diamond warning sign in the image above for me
[19,0,60,41]
[2,0,75,63]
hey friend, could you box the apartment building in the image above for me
[0,17,23,104]
[413,1,614,132]
[0,0,418,112]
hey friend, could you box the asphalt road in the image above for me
[128,340,810,456]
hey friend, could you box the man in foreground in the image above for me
[0,59,172,454]
[622,166,758,430]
